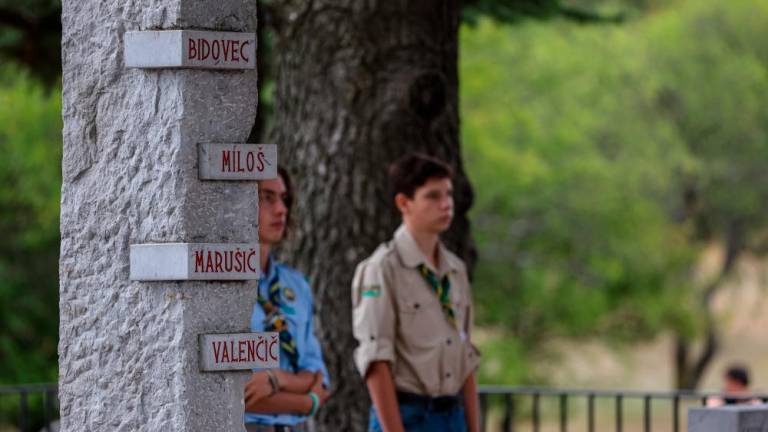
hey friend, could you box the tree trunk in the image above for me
[267,1,474,430]
[674,219,743,390]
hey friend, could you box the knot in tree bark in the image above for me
[407,71,447,122]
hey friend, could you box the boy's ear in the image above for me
[394,193,410,215]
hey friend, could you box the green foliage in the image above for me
[0,66,61,385]
[462,0,644,26]
[462,0,768,384]
[0,1,61,85]
[649,0,768,240]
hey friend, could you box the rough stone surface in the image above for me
[688,406,768,432]
[60,1,258,431]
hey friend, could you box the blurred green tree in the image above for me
[648,0,768,389]
[0,67,61,385]
[0,1,60,85]
[461,0,768,389]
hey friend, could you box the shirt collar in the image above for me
[263,254,280,284]
[393,224,458,275]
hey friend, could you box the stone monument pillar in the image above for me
[60,1,265,430]
[689,405,768,432]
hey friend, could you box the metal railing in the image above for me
[478,386,768,432]
[2,383,767,431]
[0,383,58,432]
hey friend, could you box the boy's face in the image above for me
[397,176,454,235]
[724,376,746,393]
[258,177,288,246]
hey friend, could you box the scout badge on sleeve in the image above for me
[361,285,381,298]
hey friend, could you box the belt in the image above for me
[245,423,308,432]
[396,391,462,413]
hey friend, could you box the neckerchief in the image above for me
[416,263,456,327]
[257,267,299,372]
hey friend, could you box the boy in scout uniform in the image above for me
[245,167,330,432]
[352,154,480,432]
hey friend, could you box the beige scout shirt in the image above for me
[352,225,480,397]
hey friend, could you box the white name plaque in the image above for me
[198,144,277,180]
[199,332,279,372]
[125,30,256,69]
[129,243,259,281]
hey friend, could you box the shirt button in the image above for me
[370,335,376,341]
[446,372,452,378]
[446,338,452,345]
[414,303,420,309]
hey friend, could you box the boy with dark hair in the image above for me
[244,168,331,431]
[352,153,480,432]
[706,363,763,407]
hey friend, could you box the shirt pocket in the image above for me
[396,295,443,349]
[283,305,307,342]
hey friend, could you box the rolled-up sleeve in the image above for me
[351,258,396,378]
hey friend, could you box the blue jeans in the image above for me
[368,403,467,432]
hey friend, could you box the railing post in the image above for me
[615,394,623,432]
[502,393,514,432]
[46,387,58,432]
[533,392,540,432]
[42,388,50,431]
[672,395,679,432]
[19,390,29,432]
[587,393,595,432]
[559,393,567,432]
[480,392,488,432]
[643,395,651,432]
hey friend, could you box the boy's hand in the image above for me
[245,372,272,406]
[310,371,330,406]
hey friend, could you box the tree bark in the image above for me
[674,219,743,390]
[267,1,474,430]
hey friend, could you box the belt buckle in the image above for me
[434,395,458,412]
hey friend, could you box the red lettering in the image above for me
[247,250,257,273]
[188,38,197,60]
[238,341,246,362]
[205,251,214,272]
[194,250,203,272]
[222,150,231,172]
[222,39,231,61]
[236,150,244,172]
[234,250,244,272]
[240,40,250,62]
[268,337,279,361]
[256,150,266,172]
[200,39,210,60]
[221,341,230,362]
[256,337,267,361]
[232,41,240,62]
[247,340,255,361]
[223,251,233,272]
[211,40,220,61]
[246,152,255,172]
[214,251,223,273]
[212,341,222,363]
